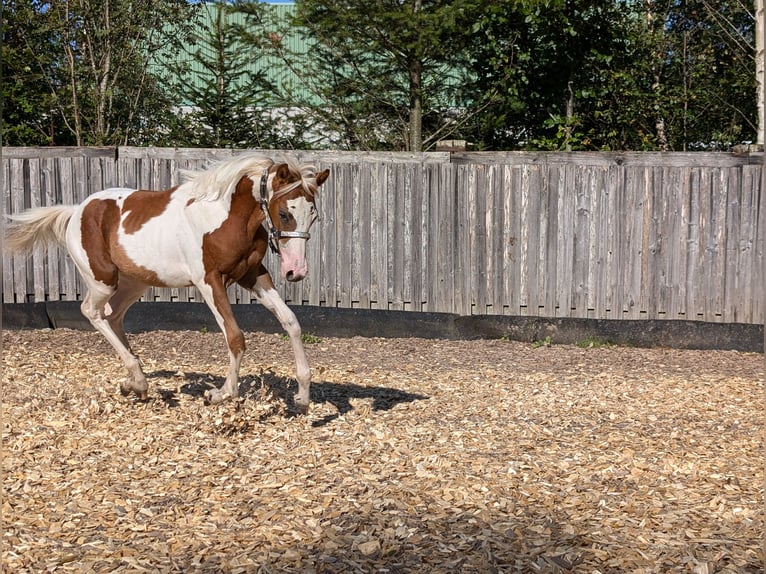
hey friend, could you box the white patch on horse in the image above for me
[278,196,316,281]
[118,190,232,287]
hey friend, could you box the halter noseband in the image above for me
[259,170,311,254]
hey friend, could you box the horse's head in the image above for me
[266,161,330,282]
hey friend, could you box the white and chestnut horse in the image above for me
[5,154,329,410]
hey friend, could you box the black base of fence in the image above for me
[3,302,762,353]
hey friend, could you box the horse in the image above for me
[5,154,330,411]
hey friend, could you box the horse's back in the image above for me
[100,187,138,196]
[81,187,138,206]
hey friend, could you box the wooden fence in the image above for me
[2,146,763,324]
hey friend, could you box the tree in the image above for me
[757,0,764,145]
[659,0,756,149]
[160,1,281,147]
[1,1,65,144]
[463,0,757,151]
[478,1,621,149]
[286,0,480,151]
[462,0,665,150]
[11,0,196,146]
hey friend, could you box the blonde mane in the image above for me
[178,154,323,202]
[177,154,273,201]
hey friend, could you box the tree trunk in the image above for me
[565,81,574,152]
[756,0,764,145]
[646,1,668,151]
[406,0,424,152]
[408,57,423,152]
[63,23,83,145]
[86,0,112,145]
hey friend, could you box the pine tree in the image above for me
[287,0,480,151]
[163,2,275,148]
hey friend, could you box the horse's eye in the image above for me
[279,210,290,224]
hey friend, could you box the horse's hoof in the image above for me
[120,379,148,399]
[204,389,230,405]
[293,393,310,414]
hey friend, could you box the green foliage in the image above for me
[531,335,552,348]
[2,0,197,146]
[461,0,756,151]
[655,0,756,150]
[1,1,62,145]
[0,0,758,150]
[288,0,481,151]
[462,0,650,150]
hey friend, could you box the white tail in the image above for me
[5,206,76,253]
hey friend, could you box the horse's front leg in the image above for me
[253,272,311,412]
[196,273,245,404]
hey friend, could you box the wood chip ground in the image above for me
[2,329,763,573]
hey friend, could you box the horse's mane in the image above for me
[177,154,322,202]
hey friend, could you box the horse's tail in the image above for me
[5,206,76,253]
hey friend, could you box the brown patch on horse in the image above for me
[121,189,174,235]
[80,197,166,288]
[81,199,122,287]
[202,176,266,284]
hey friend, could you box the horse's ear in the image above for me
[275,163,291,181]
[316,169,330,187]
[272,163,292,192]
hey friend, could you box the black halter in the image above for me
[259,170,311,254]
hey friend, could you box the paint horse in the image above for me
[5,154,330,411]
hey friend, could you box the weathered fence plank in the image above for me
[554,165,572,318]
[2,147,762,325]
[41,157,60,302]
[10,159,28,302]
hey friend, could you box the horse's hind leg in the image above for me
[66,205,148,399]
[253,271,311,412]
[106,275,148,352]
[80,279,148,399]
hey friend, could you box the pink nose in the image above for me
[281,257,308,282]
[280,240,309,282]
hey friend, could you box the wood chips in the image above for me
[2,328,763,573]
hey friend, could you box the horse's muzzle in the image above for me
[280,247,308,282]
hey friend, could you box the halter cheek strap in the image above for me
[259,170,311,254]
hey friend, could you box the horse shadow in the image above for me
[148,369,429,427]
